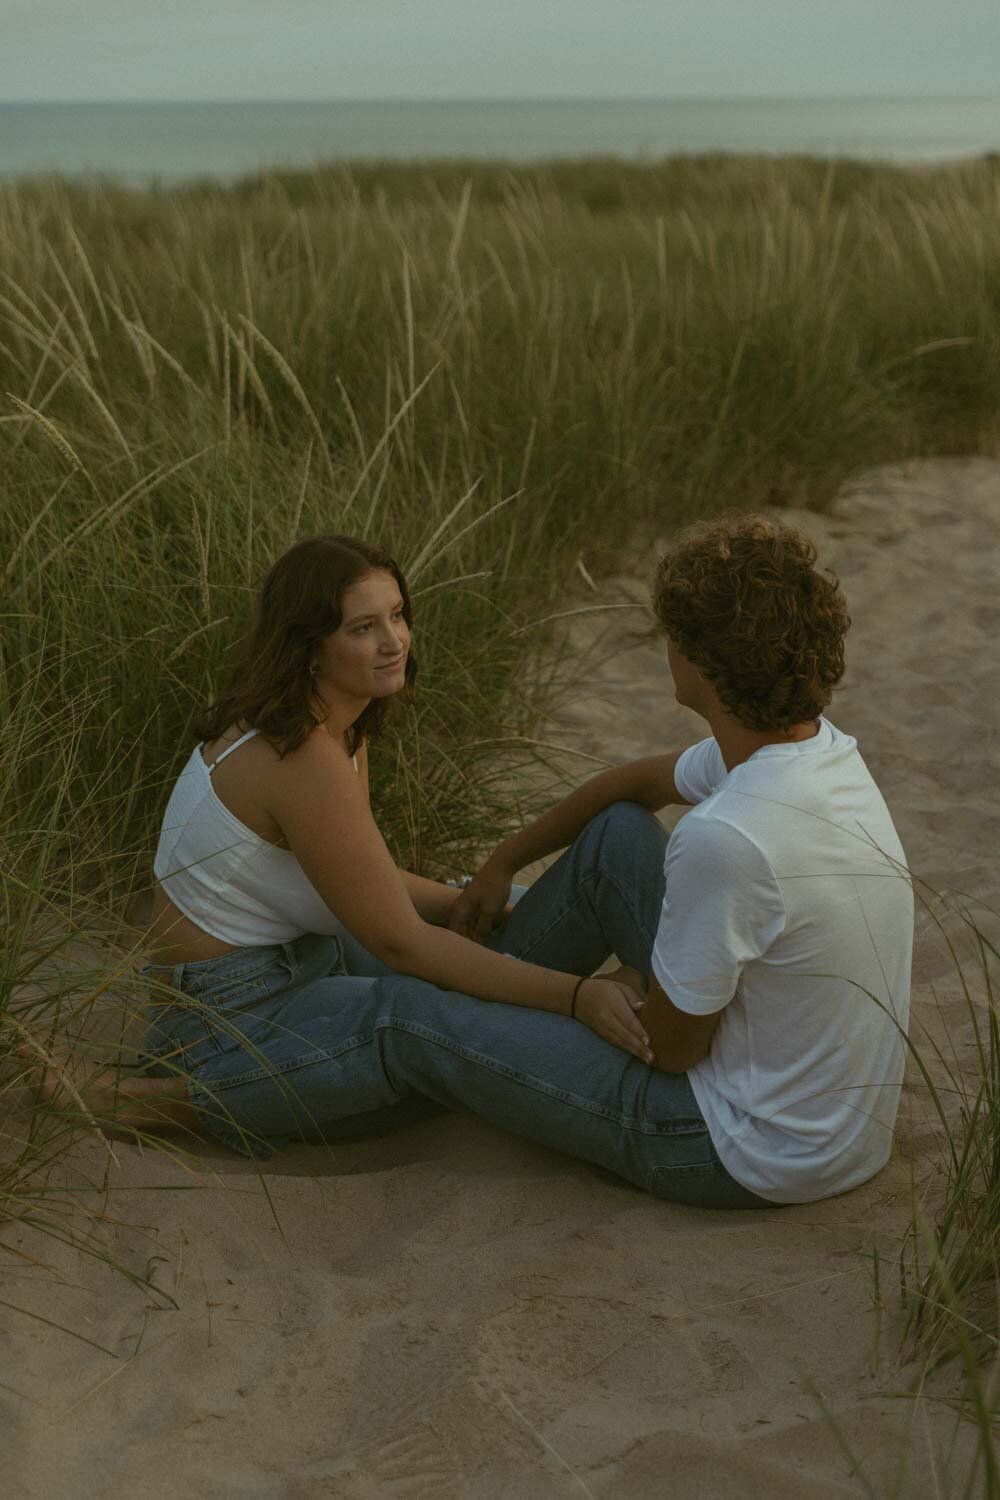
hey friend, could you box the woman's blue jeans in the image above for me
[140,802,769,1209]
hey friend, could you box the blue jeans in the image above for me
[140,803,770,1209]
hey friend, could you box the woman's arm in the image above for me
[451,752,690,941]
[357,738,460,924]
[266,732,653,1060]
[401,871,461,925]
[357,738,459,925]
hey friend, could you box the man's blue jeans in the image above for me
[141,802,770,1209]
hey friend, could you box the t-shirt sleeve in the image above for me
[651,815,786,1015]
[673,737,728,805]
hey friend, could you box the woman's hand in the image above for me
[447,860,514,943]
[575,977,654,1065]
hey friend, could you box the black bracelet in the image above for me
[570,975,587,1018]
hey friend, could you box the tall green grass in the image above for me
[903,903,999,1368]
[3,155,999,881]
[1,155,999,1465]
[895,890,1000,1495]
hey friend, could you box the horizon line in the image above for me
[4,92,1000,108]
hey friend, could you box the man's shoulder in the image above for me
[672,801,778,879]
[727,720,874,803]
[674,735,727,804]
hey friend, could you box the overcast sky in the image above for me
[3,0,999,103]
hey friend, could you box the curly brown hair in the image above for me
[652,514,849,732]
[197,535,417,756]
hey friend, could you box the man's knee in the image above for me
[586,800,667,858]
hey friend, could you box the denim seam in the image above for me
[185,1022,706,1141]
[188,1035,377,1093]
[380,1021,707,1139]
[186,1080,280,1158]
[651,1162,718,1177]
[182,967,281,997]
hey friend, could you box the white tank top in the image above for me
[153,728,355,946]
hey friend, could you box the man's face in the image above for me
[666,638,706,714]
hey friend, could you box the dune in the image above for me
[3,457,997,1498]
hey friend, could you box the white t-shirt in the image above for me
[651,718,913,1204]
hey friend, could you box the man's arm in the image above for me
[497,753,690,870]
[644,818,781,1073]
[450,753,690,941]
[641,970,723,1074]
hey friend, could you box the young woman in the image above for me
[30,532,763,1204]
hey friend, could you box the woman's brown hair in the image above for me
[652,514,849,731]
[197,535,416,755]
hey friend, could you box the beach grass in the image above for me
[895,891,1000,1494]
[1,153,999,1465]
[3,154,999,881]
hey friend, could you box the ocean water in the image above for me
[2,97,999,183]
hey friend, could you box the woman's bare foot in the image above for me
[16,1039,197,1134]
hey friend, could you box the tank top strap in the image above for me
[206,727,259,773]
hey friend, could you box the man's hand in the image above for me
[447,860,514,943]
[574,976,654,1065]
[604,964,646,1000]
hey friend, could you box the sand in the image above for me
[3,458,998,1498]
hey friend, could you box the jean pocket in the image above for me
[202,971,291,1059]
[646,1123,716,1202]
[649,1160,725,1208]
[148,970,277,1068]
[650,1125,715,1169]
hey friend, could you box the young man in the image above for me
[435,513,914,1206]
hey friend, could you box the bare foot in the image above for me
[19,1038,117,1115]
[16,1039,194,1134]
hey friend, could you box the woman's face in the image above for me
[313,569,411,704]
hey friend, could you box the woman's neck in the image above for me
[311,689,370,744]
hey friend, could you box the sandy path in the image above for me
[3,459,997,1498]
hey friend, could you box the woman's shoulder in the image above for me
[266,727,367,841]
[204,721,359,792]
[272,723,360,778]
[199,722,270,768]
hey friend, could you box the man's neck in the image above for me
[708,713,821,773]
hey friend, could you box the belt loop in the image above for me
[280,939,298,974]
[171,962,186,991]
